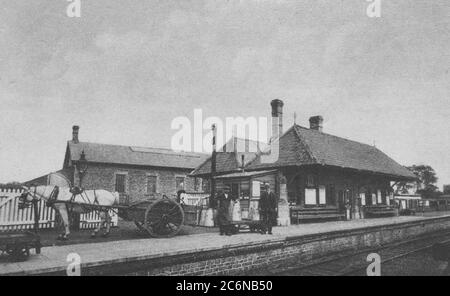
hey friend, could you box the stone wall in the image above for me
[66,215,450,276]
[76,163,200,202]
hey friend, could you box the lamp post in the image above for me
[77,150,88,187]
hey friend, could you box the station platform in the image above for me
[1,213,450,275]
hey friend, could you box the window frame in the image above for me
[306,174,316,188]
[175,175,186,192]
[146,174,158,195]
[201,178,210,193]
[194,177,201,192]
[114,171,128,194]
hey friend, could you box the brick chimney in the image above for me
[309,116,323,132]
[72,125,80,143]
[270,99,284,140]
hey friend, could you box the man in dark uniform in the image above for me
[259,183,277,235]
[216,189,232,236]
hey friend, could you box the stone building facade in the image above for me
[39,126,209,203]
[72,163,199,203]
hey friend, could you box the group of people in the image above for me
[215,183,277,236]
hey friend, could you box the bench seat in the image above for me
[290,207,345,224]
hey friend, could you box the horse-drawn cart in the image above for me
[117,196,188,238]
[62,194,202,238]
[18,185,206,240]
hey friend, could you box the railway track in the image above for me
[273,230,450,276]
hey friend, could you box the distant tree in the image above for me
[0,181,23,187]
[409,165,439,198]
[6,181,22,186]
[394,165,441,198]
[394,181,415,195]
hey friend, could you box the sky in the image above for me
[0,0,449,188]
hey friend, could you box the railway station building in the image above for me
[191,100,416,223]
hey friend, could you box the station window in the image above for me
[147,175,157,194]
[176,176,185,191]
[194,177,201,192]
[306,174,316,188]
[115,173,127,193]
[202,179,210,193]
[305,188,317,205]
[318,185,326,205]
[360,193,366,206]
[240,182,250,199]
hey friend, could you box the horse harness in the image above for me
[46,186,60,207]
[46,186,101,213]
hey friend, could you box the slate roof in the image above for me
[65,141,208,170]
[247,125,416,180]
[190,137,263,177]
[192,124,415,181]
[190,152,243,176]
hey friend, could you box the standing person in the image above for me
[259,183,277,235]
[216,189,232,236]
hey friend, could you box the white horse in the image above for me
[18,185,120,240]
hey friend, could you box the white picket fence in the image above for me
[0,187,118,231]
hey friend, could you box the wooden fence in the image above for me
[0,187,118,231]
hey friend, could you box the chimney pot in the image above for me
[72,125,80,143]
[271,99,284,117]
[309,116,323,132]
[270,99,284,139]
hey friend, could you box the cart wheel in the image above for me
[144,198,184,238]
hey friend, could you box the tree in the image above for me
[409,165,439,198]
[0,181,23,189]
[0,181,22,186]
[394,181,415,195]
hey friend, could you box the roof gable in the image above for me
[246,126,315,169]
[190,137,264,176]
[190,152,242,176]
[244,124,415,180]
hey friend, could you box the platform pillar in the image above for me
[277,176,290,226]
